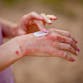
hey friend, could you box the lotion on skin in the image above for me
[33,31,48,37]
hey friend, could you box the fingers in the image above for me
[47,32,78,51]
[49,28,79,52]
[33,20,48,32]
[22,12,56,25]
[31,13,57,32]
[40,13,52,24]
[53,42,78,55]
[23,12,43,21]
[21,12,56,32]
[59,52,76,62]
[49,28,77,43]
[40,13,57,24]
[47,48,76,62]
[47,15,57,20]
[49,28,71,37]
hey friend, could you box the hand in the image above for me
[16,28,79,62]
[17,12,56,35]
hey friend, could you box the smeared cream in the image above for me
[33,31,48,37]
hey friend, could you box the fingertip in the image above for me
[48,22,52,25]
[45,19,52,24]
[41,13,53,24]
[68,57,76,62]
[50,17,57,20]
[77,48,80,52]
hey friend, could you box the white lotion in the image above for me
[33,31,48,37]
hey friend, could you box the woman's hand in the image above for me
[0,12,56,38]
[15,28,79,62]
[0,28,79,71]
[17,12,56,35]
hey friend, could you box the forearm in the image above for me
[0,38,23,71]
[0,18,17,38]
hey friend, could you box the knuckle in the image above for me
[30,12,37,16]
[67,44,71,49]
[62,36,72,43]
[22,12,36,19]
[65,31,71,36]
[48,28,54,32]
[55,35,62,41]
[69,38,73,44]
[51,32,58,38]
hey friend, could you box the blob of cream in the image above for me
[33,31,48,37]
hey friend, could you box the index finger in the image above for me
[34,20,48,32]
[49,28,77,43]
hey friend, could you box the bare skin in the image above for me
[0,12,79,71]
[0,12,56,37]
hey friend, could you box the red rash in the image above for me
[68,57,76,62]
[15,50,20,55]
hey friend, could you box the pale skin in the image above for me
[0,12,79,71]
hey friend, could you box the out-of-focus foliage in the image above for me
[40,0,75,18]
[1,0,24,6]
[1,0,83,18]
[72,0,83,5]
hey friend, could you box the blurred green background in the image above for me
[0,0,83,83]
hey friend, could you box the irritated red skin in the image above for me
[68,57,76,62]
[23,19,40,34]
[15,50,20,55]
[46,34,63,42]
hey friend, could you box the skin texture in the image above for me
[0,12,79,71]
[0,12,56,37]
[18,12,57,34]
[16,30,79,61]
[15,50,20,55]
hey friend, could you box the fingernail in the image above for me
[77,48,80,52]
[52,17,57,20]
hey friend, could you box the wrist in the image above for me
[1,38,23,59]
[0,38,24,70]
[18,31,48,56]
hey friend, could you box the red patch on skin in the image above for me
[23,49,32,56]
[16,51,19,55]
[69,57,76,62]
[47,35,65,42]
[46,35,56,41]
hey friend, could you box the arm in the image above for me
[0,18,18,38]
[0,37,23,71]
[0,12,56,38]
[0,29,79,71]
